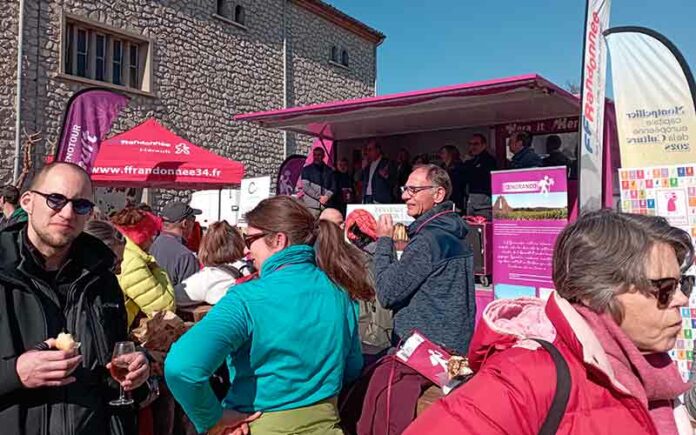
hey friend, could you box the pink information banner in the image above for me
[491,167,569,299]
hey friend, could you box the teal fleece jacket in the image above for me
[165,245,363,433]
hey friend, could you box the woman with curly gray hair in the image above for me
[408,210,694,434]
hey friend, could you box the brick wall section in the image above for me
[0,0,378,208]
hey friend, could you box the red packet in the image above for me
[395,330,451,387]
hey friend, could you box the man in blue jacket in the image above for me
[373,164,476,355]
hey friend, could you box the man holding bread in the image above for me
[0,162,153,434]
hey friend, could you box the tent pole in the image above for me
[218,189,222,221]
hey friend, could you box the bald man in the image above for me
[0,162,155,434]
[319,207,345,229]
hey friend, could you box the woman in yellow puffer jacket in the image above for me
[112,207,176,328]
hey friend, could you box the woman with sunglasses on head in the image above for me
[407,210,694,435]
[111,206,175,329]
[175,221,249,306]
[166,196,373,435]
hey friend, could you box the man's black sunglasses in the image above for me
[31,191,95,215]
[650,275,695,308]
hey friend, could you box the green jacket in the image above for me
[165,244,362,433]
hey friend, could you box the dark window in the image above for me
[63,18,149,91]
[64,24,74,74]
[341,49,349,67]
[129,44,139,88]
[112,39,123,85]
[234,5,245,25]
[331,46,338,62]
[76,28,88,77]
[95,34,106,81]
[217,0,229,17]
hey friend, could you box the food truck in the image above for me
[235,74,619,300]
[235,74,618,212]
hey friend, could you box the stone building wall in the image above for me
[0,0,379,207]
[0,2,20,182]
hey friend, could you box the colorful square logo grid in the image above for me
[619,165,696,382]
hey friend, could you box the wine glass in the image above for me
[109,341,135,406]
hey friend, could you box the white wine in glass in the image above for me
[109,341,135,406]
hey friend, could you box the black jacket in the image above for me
[361,158,398,204]
[301,163,335,211]
[462,152,498,196]
[445,160,467,211]
[0,224,143,435]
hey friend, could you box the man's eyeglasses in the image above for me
[31,191,94,215]
[649,275,694,308]
[244,232,270,249]
[401,185,437,196]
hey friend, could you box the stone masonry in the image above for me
[0,0,382,207]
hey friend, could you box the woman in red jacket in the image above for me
[407,210,694,435]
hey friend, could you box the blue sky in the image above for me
[327,0,696,96]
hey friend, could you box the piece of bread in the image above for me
[447,355,473,380]
[393,223,409,242]
[55,332,78,351]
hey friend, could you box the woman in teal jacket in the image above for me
[165,196,374,434]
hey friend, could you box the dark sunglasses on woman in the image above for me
[31,191,95,215]
[650,275,694,308]
[243,232,270,249]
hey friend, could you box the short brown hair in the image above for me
[553,210,694,322]
[198,221,245,267]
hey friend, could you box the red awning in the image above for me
[91,118,245,189]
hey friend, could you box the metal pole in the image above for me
[282,0,288,159]
[12,0,26,183]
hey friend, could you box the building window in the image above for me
[129,44,139,88]
[341,49,349,67]
[76,29,88,77]
[62,16,150,92]
[330,46,338,62]
[112,39,123,85]
[217,0,229,17]
[234,5,245,25]
[95,34,106,81]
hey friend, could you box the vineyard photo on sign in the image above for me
[491,167,569,300]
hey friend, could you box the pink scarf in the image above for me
[574,305,689,435]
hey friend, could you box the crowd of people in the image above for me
[0,159,693,435]
[300,132,575,222]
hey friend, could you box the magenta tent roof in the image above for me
[234,74,580,140]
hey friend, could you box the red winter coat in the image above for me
[405,293,692,435]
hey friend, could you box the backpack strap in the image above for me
[532,339,571,435]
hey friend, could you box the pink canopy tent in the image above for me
[235,74,618,211]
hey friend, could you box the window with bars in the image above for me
[62,17,150,92]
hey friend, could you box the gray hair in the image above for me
[417,164,452,201]
[553,209,694,322]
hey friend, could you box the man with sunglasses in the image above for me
[0,162,152,435]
